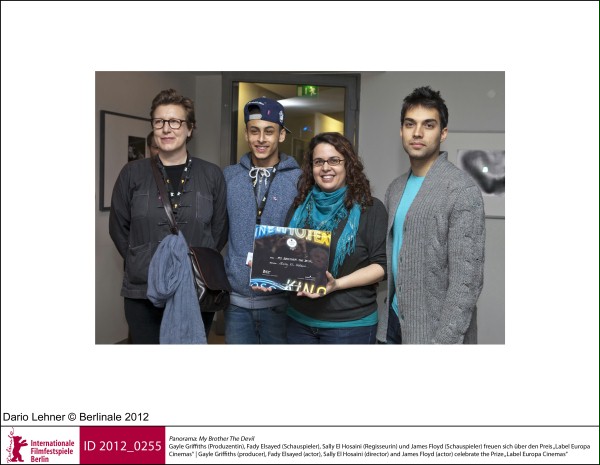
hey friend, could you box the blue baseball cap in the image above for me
[244,97,291,133]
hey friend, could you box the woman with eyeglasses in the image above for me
[284,132,387,344]
[109,89,228,344]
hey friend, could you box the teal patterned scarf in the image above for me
[289,185,361,277]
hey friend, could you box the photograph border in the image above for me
[442,131,505,218]
[99,110,151,211]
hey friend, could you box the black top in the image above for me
[285,198,388,322]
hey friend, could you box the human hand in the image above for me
[248,258,273,292]
[296,271,337,298]
[251,285,273,293]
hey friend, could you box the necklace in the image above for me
[157,155,193,210]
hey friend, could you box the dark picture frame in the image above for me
[99,110,151,211]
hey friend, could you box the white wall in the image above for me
[95,71,505,344]
[194,74,223,166]
[314,112,344,134]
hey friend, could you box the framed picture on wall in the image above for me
[99,110,151,211]
[442,132,505,218]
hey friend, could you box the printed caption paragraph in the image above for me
[2,426,597,464]
[164,426,598,464]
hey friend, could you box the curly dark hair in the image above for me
[150,88,196,143]
[293,132,373,211]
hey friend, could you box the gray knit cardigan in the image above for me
[376,152,485,344]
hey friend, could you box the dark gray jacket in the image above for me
[109,156,228,299]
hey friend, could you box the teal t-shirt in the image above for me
[391,174,425,315]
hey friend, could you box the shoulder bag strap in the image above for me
[151,156,179,235]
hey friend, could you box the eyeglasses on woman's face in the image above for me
[151,118,187,130]
[312,156,344,167]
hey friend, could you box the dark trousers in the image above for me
[385,306,402,344]
[124,298,214,344]
[286,316,377,344]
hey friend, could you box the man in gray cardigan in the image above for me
[377,86,485,344]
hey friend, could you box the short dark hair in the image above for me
[401,86,449,129]
[150,88,196,142]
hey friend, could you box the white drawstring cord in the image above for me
[249,167,272,187]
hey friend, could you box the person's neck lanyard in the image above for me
[251,164,278,224]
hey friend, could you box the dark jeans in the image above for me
[384,306,402,344]
[224,304,287,344]
[287,316,377,344]
[124,298,214,344]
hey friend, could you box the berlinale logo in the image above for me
[6,428,28,463]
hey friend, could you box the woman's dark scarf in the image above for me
[147,231,207,344]
[289,185,361,277]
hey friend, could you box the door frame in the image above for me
[220,72,360,166]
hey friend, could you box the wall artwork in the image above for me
[100,110,151,211]
[442,132,505,218]
[127,135,146,163]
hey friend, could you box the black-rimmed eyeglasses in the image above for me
[312,157,345,167]
[151,118,187,129]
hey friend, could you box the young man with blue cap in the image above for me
[223,97,301,344]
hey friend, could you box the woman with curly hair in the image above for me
[285,132,387,344]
